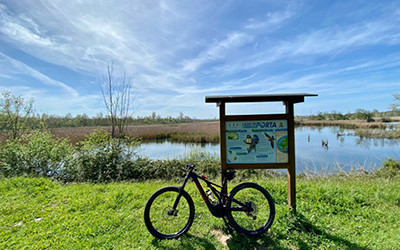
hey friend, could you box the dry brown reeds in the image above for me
[49,122,220,144]
[355,129,400,139]
[297,120,387,129]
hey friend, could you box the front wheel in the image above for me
[144,186,195,240]
[226,182,275,237]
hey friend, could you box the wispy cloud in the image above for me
[244,5,297,30]
[180,4,299,75]
[0,52,78,96]
[181,32,254,73]
[214,14,400,77]
[0,3,53,47]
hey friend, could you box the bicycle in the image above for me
[144,164,275,240]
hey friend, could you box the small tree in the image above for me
[100,64,134,138]
[0,90,34,139]
[390,93,400,112]
[351,109,373,122]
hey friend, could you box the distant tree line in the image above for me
[303,108,400,122]
[40,112,203,128]
[0,110,203,130]
[2,89,399,140]
[3,107,397,134]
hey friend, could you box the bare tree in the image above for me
[100,64,134,138]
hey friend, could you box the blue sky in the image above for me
[0,0,399,119]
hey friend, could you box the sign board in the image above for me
[226,119,288,164]
[205,93,318,212]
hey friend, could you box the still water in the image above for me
[138,126,400,173]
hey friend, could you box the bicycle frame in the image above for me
[176,167,249,218]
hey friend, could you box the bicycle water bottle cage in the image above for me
[225,171,236,181]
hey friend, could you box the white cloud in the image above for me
[0,5,53,47]
[245,6,296,30]
[291,21,398,56]
[181,32,254,73]
[0,52,79,96]
[211,14,400,78]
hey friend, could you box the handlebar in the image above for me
[183,164,195,172]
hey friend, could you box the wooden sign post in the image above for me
[205,93,317,212]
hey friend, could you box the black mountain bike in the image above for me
[144,164,275,240]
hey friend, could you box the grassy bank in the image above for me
[1,176,399,249]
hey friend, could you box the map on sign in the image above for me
[226,120,288,164]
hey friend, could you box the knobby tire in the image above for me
[144,186,195,240]
[226,182,275,237]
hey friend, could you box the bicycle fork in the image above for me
[169,174,191,216]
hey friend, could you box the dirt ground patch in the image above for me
[212,229,231,247]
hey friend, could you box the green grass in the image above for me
[1,176,400,249]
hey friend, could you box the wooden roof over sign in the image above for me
[205,93,318,104]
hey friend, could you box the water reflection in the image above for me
[321,140,329,150]
[138,140,219,160]
[296,126,400,173]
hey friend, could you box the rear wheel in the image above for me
[226,182,275,237]
[144,186,195,239]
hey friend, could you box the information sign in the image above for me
[226,120,288,164]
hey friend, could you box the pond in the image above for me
[138,126,400,173]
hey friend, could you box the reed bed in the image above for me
[355,128,400,139]
[49,121,220,144]
[297,119,388,129]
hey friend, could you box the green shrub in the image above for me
[69,129,140,182]
[121,148,220,181]
[374,158,400,178]
[179,148,220,176]
[0,130,73,178]
[0,137,24,177]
